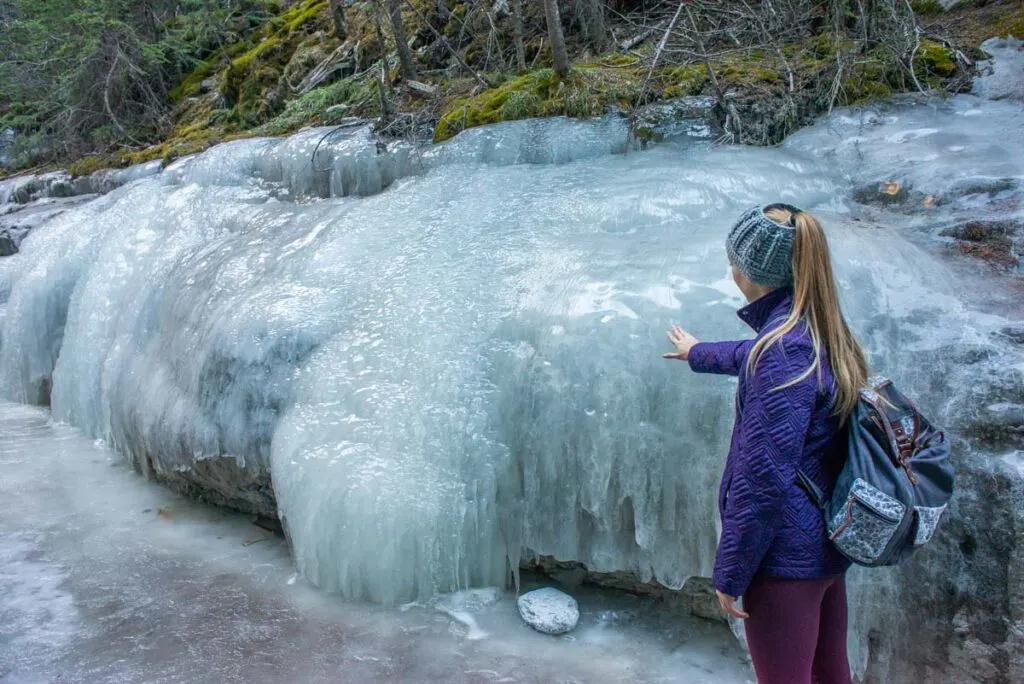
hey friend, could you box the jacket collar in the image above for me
[737,287,793,333]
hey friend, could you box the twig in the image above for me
[628,0,686,140]
[530,38,544,69]
[103,47,144,148]
[900,0,926,93]
[828,51,844,115]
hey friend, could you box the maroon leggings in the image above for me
[742,574,851,684]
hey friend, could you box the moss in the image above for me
[592,53,642,68]
[806,33,855,59]
[835,47,902,105]
[435,66,646,142]
[255,76,376,136]
[282,36,341,86]
[720,60,783,86]
[911,0,945,16]
[991,6,1024,39]
[169,59,218,102]
[499,90,542,121]
[277,0,330,34]
[444,3,469,38]
[67,155,110,178]
[224,37,284,92]
[916,40,957,78]
[660,64,707,99]
[199,0,334,127]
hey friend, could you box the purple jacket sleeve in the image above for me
[687,340,754,376]
[712,340,816,598]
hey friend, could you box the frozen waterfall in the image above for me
[1,94,1022,681]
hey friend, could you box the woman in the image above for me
[663,203,867,684]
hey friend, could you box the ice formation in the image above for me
[1,94,1021,681]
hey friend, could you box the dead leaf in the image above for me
[156,508,172,520]
[882,181,901,196]
[923,195,935,208]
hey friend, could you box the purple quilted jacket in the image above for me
[688,288,850,598]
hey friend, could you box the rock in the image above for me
[0,194,99,255]
[941,219,1022,270]
[521,554,727,622]
[996,324,1024,346]
[517,587,580,635]
[0,224,30,256]
[406,79,437,97]
[550,566,587,590]
[852,179,926,211]
[973,38,1024,102]
[144,452,277,518]
[632,96,716,142]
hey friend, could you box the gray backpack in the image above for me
[798,376,954,567]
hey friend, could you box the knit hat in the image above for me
[725,203,801,287]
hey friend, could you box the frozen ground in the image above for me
[0,402,753,684]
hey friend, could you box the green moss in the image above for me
[835,47,899,105]
[806,33,855,59]
[434,67,645,142]
[277,0,330,34]
[255,76,376,136]
[992,7,1024,39]
[67,155,110,178]
[592,53,642,68]
[444,3,469,38]
[195,0,334,127]
[660,64,707,99]
[911,0,944,15]
[916,40,957,78]
[499,90,542,121]
[169,59,217,102]
[720,60,783,86]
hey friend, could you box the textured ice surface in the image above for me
[0,93,1022,680]
[0,402,753,684]
[973,38,1024,102]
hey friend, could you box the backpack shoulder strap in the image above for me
[796,469,827,511]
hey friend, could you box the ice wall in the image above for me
[0,99,1021,681]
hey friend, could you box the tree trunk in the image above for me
[386,0,418,82]
[543,0,570,78]
[512,0,527,73]
[577,0,606,53]
[329,0,348,40]
[372,9,394,123]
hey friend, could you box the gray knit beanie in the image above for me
[725,203,801,287]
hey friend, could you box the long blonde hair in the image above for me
[745,207,868,419]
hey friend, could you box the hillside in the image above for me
[1,0,1022,176]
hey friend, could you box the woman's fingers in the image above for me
[716,592,749,619]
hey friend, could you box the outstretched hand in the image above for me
[663,325,699,361]
[716,590,749,619]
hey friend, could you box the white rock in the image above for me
[517,588,580,635]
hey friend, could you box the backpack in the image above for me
[797,375,955,567]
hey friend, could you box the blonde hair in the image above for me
[745,207,868,419]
